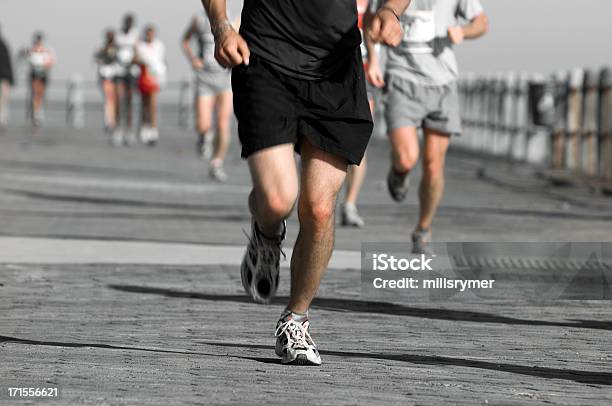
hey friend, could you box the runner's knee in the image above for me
[298,197,335,230]
[259,189,297,220]
[422,156,445,180]
[393,148,419,172]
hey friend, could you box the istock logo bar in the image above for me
[371,253,434,271]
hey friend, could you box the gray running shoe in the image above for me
[275,314,321,366]
[240,220,286,304]
[387,168,409,202]
[341,203,365,227]
[412,228,433,254]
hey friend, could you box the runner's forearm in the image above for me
[201,0,229,25]
[381,0,412,16]
[462,13,489,39]
[182,23,197,61]
[363,8,378,65]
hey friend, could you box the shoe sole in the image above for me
[282,354,321,366]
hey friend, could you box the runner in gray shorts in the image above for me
[195,69,231,97]
[182,0,242,182]
[384,75,462,135]
[367,0,488,254]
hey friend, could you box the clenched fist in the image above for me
[368,7,403,47]
[213,22,250,68]
[447,26,465,45]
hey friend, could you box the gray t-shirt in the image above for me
[195,0,243,74]
[372,0,483,86]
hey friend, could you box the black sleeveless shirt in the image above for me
[239,0,361,80]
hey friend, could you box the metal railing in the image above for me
[456,67,612,189]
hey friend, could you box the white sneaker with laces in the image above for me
[209,161,228,183]
[341,203,365,227]
[275,315,321,366]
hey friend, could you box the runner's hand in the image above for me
[368,7,403,47]
[214,28,250,68]
[447,26,465,45]
[191,57,204,70]
[367,60,385,88]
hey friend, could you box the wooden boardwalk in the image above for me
[0,125,611,404]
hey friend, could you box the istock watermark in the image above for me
[371,253,434,271]
[361,242,612,302]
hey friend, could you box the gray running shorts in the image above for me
[196,69,231,97]
[383,74,462,135]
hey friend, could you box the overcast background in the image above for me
[1,0,611,83]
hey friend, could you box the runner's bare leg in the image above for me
[288,138,348,314]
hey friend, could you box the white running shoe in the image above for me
[111,129,124,147]
[209,161,228,183]
[275,315,322,366]
[139,126,151,144]
[124,130,137,146]
[32,109,44,127]
[146,128,159,147]
[341,203,365,227]
[240,219,286,304]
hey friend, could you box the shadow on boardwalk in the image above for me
[108,284,612,332]
[2,334,610,386]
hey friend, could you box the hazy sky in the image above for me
[1,0,611,82]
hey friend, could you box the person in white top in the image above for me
[135,25,166,146]
[114,14,139,145]
[24,32,55,127]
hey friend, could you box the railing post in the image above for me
[550,70,568,170]
[582,69,599,176]
[599,67,612,180]
[566,67,584,172]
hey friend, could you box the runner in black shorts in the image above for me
[200,0,410,366]
[0,25,14,128]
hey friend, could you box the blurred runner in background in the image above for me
[136,25,167,146]
[367,0,488,253]
[182,0,243,182]
[95,29,119,137]
[0,24,14,128]
[23,32,55,128]
[339,0,378,228]
[114,13,138,146]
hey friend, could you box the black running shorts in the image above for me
[231,50,373,165]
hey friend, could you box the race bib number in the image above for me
[117,48,134,65]
[401,10,435,53]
